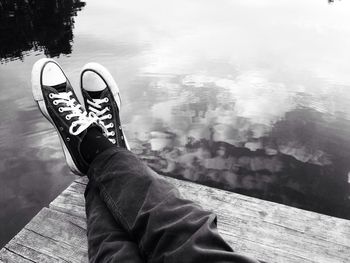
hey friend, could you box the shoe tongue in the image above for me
[87,87,109,100]
[52,82,68,93]
[87,90,104,99]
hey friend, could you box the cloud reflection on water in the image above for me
[125,73,350,219]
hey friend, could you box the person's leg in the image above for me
[32,59,259,263]
[87,146,259,263]
[85,180,144,263]
[79,62,260,263]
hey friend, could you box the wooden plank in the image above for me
[173,179,350,246]
[1,175,350,263]
[172,179,350,263]
[0,248,35,263]
[0,208,87,263]
[55,177,350,263]
[50,182,86,219]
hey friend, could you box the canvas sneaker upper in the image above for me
[32,58,106,175]
[80,63,129,149]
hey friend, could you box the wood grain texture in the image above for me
[0,207,87,263]
[1,176,349,263]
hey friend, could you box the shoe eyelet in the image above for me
[111,131,115,136]
[65,115,71,120]
[49,93,54,99]
[66,137,70,142]
[104,98,109,103]
[110,123,114,128]
[53,100,58,105]
[119,125,122,130]
[58,107,63,113]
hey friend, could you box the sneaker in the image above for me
[32,58,102,175]
[79,63,130,149]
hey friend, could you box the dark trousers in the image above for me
[85,147,259,263]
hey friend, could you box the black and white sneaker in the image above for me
[31,58,103,175]
[80,63,130,149]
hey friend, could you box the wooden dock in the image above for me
[1,176,350,263]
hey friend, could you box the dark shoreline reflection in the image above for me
[0,0,86,248]
[0,0,86,62]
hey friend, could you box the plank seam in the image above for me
[3,247,36,263]
[68,220,87,231]
[24,228,73,248]
[50,204,86,219]
[13,243,61,262]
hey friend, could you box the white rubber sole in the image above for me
[31,58,83,176]
[80,63,131,150]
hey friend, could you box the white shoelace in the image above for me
[87,98,116,144]
[49,91,102,136]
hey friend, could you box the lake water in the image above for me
[1,0,350,248]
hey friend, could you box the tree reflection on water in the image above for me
[127,76,350,220]
[0,0,86,62]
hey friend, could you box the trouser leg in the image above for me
[85,180,144,263]
[88,147,259,263]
